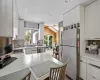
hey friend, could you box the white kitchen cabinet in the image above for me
[80,55,100,80]
[0,0,13,37]
[25,48,32,54]
[87,58,100,80]
[63,6,81,26]
[70,6,80,24]
[87,63,100,80]
[80,57,87,80]
[25,47,37,54]
[85,0,100,39]
[18,20,25,40]
[87,73,97,80]
[63,12,70,27]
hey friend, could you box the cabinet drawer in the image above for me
[25,49,32,54]
[87,73,97,80]
[87,63,100,80]
[87,58,100,68]
[80,61,86,80]
[32,49,37,51]
[32,51,37,54]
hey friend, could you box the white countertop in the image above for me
[0,52,62,78]
[13,46,46,50]
[13,47,37,51]
[13,47,24,50]
[81,53,100,62]
[35,46,46,48]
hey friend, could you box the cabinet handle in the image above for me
[80,60,83,62]
[89,63,100,69]
[95,38,100,39]
[92,76,96,79]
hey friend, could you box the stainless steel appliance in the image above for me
[60,23,80,80]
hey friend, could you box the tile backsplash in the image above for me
[0,37,12,56]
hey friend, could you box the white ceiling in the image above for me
[16,0,95,26]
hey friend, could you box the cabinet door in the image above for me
[80,61,86,80]
[25,48,32,54]
[63,12,70,27]
[0,0,13,37]
[85,0,100,39]
[70,6,80,24]
[87,58,100,80]
[6,0,13,37]
[87,73,97,80]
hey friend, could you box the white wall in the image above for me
[0,0,13,37]
[18,19,25,40]
[24,21,38,30]
[38,22,44,40]
[13,0,19,39]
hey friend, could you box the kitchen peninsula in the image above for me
[0,52,63,80]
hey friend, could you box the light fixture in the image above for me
[45,20,48,22]
[65,0,70,3]
[48,13,52,16]
[24,8,27,11]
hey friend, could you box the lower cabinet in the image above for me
[87,73,97,80]
[25,48,37,54]
[80,57,87,80]
[80,56,100,80]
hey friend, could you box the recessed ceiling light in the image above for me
[45,20,48,22]
[48,13,52,16]
[65,0,70,3]
[24,8,27,11]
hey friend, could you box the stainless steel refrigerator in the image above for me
[60,24,80,80]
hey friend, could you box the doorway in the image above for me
[44,35,54,49]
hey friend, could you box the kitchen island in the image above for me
[0,52,63,80]
[13,45,46,53]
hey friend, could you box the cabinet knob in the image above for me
[80,60,83,62]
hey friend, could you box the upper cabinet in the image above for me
[63,6,80,27]
[63,12,70,27]
[70,6,80,24]
[63,5,85,56]
[0,0,13,37]
[85,0,100,39]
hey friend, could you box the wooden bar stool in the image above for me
[22,72,31,80]
[49,62,68,80]
[53,46,60,60]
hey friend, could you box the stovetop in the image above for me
[0,57,17,69]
